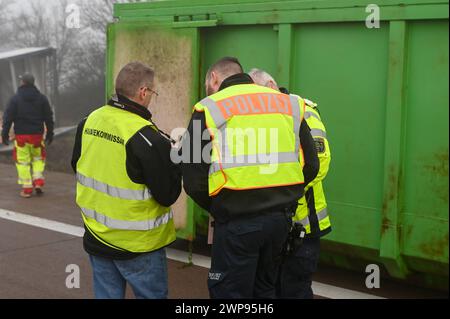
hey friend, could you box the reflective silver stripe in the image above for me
[310,128,327,138]
[290,94,301,155]
[81,207,173,231]
[200,97,230,159]
[77,172,152,201]
[305,111,321,121]
[16,161,30,166]
[299,208,328,227]
[209,151,299,175]
[19,179,33,186]
[138,132,152,147]
[200,97,226,128]
[33,157,43,161]
[290,95,302,156]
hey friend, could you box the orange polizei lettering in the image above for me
[218,98,235,118]
[217,93,293,119]
[234,95,249,114]
[245,95,262,114]
[276,94,291,114]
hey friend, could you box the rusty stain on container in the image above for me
[381,165,398,235]
[424,149,449,177]
[423,149,449,203]
[419,232,449,260]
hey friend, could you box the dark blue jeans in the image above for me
[208,212,290,299]
[276,236,321,299]
[89,248,168,299]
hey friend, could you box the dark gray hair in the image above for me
[205,56,243,83]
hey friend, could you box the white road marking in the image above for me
[165,247,211,269]
[0,208,84,237]
[0,208,385,299]
[164,246,385,299]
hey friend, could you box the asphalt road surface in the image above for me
[0,163,208,299]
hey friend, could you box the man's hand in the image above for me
[1,135,9,146]
[45,134,53,146]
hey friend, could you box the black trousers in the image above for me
[276,236,321,299]
[208,212,290,299]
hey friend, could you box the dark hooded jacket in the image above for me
[1,84,54,139]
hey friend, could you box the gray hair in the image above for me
[115,61,154,99]
[248,68,278,87]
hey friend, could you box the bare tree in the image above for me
[3,0,142,87]
[0,0,6,20]
[70,0,141,87]
[4,0,80,90]
[0,0,13,48]
[1,0,143,125]
[82,0,141,31]
[0,0,9,19]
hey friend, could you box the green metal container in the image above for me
[107,0,449,289]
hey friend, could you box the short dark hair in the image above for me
[206,56,243,82]
[115,61,154,99]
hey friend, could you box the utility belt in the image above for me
[282,203,306,257]
[211,201,299,226]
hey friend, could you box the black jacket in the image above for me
[181,73,319,223]
[71,95,182,259]
[1,84,54,139]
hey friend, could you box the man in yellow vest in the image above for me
[249,68,332,299]
[181,57,319,298]
[71,62,181,299]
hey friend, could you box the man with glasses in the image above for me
[71,61,181,299]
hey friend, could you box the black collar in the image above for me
[108,94,176,143]
[219,73,254,91]
[107,94,152,121]
[279,87,290,94]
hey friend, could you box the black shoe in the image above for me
[35,187,44,196]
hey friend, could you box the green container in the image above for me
[107,0,449,289]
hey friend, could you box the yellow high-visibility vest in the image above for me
[76,105,176,252]
[194,84,306,196]
[294,98,332,236]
